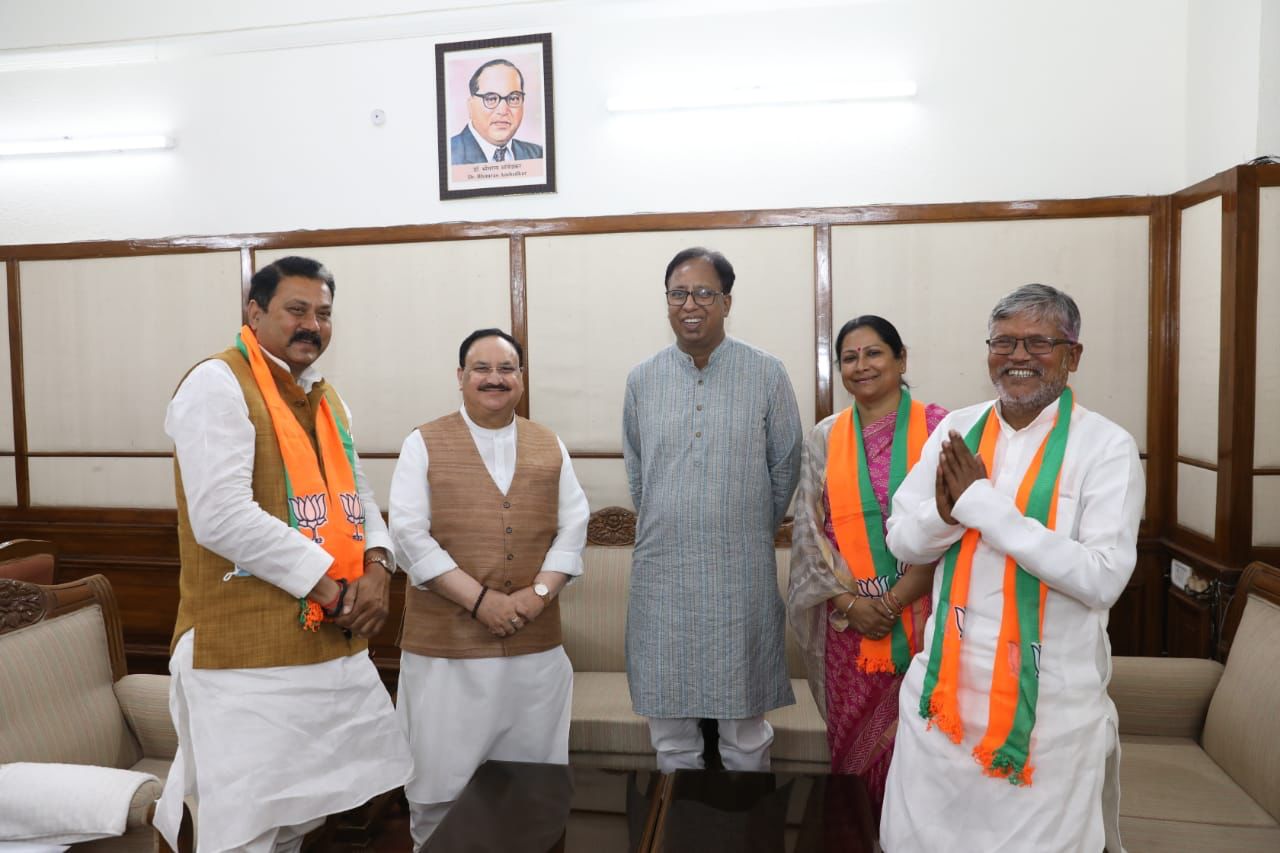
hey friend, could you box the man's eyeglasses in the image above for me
[666,288,724,307]
[986,335,1076,355]
[467,365,522,377]
[473,91,525,110]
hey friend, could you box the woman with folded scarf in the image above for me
[787,314,947,810]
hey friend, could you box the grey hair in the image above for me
[987,283,1081,341]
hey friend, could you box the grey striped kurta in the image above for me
[623,337,802,718]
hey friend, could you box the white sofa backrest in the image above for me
[562,546,808,681]
[1202,594,1280,822]
[0,604,141,769]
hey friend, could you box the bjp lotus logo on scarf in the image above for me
[290,493,329,544]
[954,606,966,638]
[339,492,365,541]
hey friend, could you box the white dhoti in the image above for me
[395,645,573,807]
[155,631,412,853]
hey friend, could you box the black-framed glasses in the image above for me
[473,91,525,109]
[665,287,724,307]
[986,335,1076,355]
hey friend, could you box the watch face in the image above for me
[534,582,549,597]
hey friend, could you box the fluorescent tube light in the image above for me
[0,135,175,157]
[607,81,917,112]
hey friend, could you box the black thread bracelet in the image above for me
[322,578,349,620]
[470,586,489,619]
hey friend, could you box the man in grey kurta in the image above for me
[623,246,802,772]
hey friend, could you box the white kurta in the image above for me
[156,350,412,852]
[881,397,1143,853]
[388,408,589,805]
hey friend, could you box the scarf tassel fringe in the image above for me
[921,695,964,744]
[973,745,1034,786]
[298,599,324,632]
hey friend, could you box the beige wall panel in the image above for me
[357,456,395,518]
[0,266,11,452]
[1176,197,1222,463]
[0,457,16,506]
[20,253,242,452]
[1176,463,1217,539]
[256,241,511,452]
[1255,188,1280,466]
[570,456,633,513]
[1254,477,1280,546]
[831,217,1149,450]
[29,457,175,508]
[524,229,816,452]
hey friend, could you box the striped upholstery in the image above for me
[0,605,141,769]
[1202,595,1280,823]
[562,545,828,770]
[114,674,178,761]
[1110,656,1223,738]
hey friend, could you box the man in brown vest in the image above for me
[388,328,589,849]
[155,256,411,853]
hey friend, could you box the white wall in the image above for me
[0,0,1193,244]
[1185,0,1264,181]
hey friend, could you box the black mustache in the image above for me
[290,331,322,346]
[479,384,510,392]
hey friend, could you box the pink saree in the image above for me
[822,403,944,810]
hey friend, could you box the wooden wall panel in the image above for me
[29,457,175,508]
[1255,478,1280,547]
[0,263,12,454]
[19,253,241,454]
[1255,188,1280,468]
[255,241,512,454]
[1176,462,1218,539]
[831,216,1150,447]
[0,457,15,506]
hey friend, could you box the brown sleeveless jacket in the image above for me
[172,346,367,669]
[398,412,563,659]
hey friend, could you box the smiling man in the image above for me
[157,256,410,853]
[623,247,802,773]
[880,284,1144,852]
[388,328,588,850]
[450,58,544,165]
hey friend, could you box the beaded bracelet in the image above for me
[470,586,489,619]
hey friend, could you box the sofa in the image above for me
[0,537,58,584]
[559,508,829,773]
[1109,561,1280,852]
[0,574,176,851]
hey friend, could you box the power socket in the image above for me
[1170,559,1192,591]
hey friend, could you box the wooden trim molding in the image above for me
[1216,166,1260,564]
[1145,196,1174,533]
[1177,455,1218,472]
[510,234,530,420]
[814,223,833,423]
[586,505,792,548]
[5,260,28,507]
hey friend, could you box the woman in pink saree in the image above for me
[787,315,946,812]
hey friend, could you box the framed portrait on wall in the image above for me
[435,32,556,200]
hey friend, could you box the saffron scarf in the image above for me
[827,389,929,674]
[918,386,1073,785]
[236,325,365,630]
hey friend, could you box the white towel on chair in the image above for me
[0,762,159,844]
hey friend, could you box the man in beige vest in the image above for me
[155,256,411,853]
[389,328,589,849]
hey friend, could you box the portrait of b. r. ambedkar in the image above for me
[450,58,545,165]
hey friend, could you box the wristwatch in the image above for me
[533,582,550,602]
[364,553,393,573]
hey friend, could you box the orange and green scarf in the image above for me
[827,389,929,674]
[236,325,365,630]
[918,386,1074,786]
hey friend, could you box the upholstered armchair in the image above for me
[0,574,175,851]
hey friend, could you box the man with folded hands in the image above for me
[157,256,410,853]
[389,327,589,850]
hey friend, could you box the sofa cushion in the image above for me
[765,678,830,766]
[1119,736,1277,828]
[0,552,54,584]
[1118,815,1280,853]
[0,604,141,769]
[570,671,651,756]
[1202,595,1280,823]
